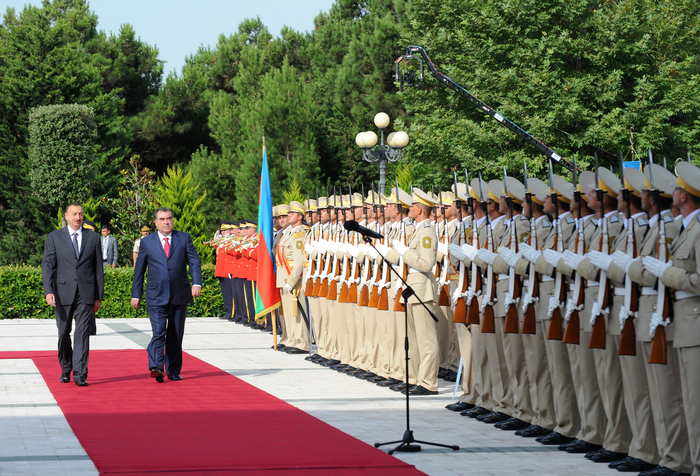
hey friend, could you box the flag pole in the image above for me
[264,136,278,350]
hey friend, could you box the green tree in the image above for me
[155,165,211,263]
[105,155,158,266]
[28,104,98,208]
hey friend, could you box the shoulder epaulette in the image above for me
[424,222,431,228]
[636,217,648,227]
[542,221,551,228]
[566,216,575,225]
[520,215,529,221]
[293,231,305,239]
[663,214,674,223]
[610,215,619,223]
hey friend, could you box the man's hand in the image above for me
[192,286,202,297]
[93,300,101,313]
[46,293,56,307]
[131,298,140,310]
[111,264,117,268]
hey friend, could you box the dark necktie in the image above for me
[72,232,79,258]
[164,237,170,257]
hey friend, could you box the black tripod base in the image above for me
[375,430,459,455]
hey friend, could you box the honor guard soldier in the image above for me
[378,188,440,395]
[641,161,700,476]
[213,221,235,321]
[278,201,310,354]
[275,204,292,348]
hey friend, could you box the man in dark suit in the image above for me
[100,224,118,267]
[42,203,104,386]
[131,207,202,383]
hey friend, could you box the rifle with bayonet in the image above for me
[347,185,362,304]
[452,170,469,324]
[316,186,332,297]
[304,191,316,297]
[339,185,353,303]
[589,152,609,349]
[326,188,341,301]
[479,172,497,334]
[618,151,639,356]
[563,156,583,344]
[438,185,452,306]
[377,185,391,311]
[547,158,565,340]
[521,161,539,334]
[648,150,672,364]
[358,184,372,307]
[503,167,522,334]
[465,171,483,326]
[394,178,408,313]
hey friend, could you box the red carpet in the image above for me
[1,350,425,475]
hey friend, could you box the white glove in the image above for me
[375,243,389,256]
[649,312,669,340]
[519,243,542,264]
[368,247,379,260]
[642,256,672,278]
[460,244,478,261]
[478,248,496,265]
[543,249,563,268]
[588,250,615,272]
[283,283,294,294]
[392,239,409,256]
[547,295,561,318]
[562,250,586,271]
[498,247,521,268]
[348,246,359,259]
[437,242,448,256]
[590,300,602,325]
[449,243,467,261]
[314,240,326,254]
[327,241,337,254]
[451,288,461,309]
[612,250,636,273]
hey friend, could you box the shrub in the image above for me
[0,264,223,319]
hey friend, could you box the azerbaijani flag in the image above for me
[255,143,281,318]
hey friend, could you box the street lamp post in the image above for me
[356,112,409,195]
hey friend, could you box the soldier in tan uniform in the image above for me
[619,164,692,476]
[642,161,700,476]
[379,188,440,395]
[277,201,310,354]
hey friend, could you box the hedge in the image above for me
[0,264,224,319]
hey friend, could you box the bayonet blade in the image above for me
[478,171,485,202]
[503,166,509,197]
[648,149,656,190]
[523,160,529,192]
[619,151,625,189]
[594,152,600,190]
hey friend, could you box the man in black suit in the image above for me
[131,207,202,383]
[42,203,104,386]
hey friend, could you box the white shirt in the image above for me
[681,208,700,229]
[67,225,82,254]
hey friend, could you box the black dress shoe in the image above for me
[404,385,438,396]
[167,374,182,381]
[499,418,530,431]
[611,457,655,472]
[586,449,627,463]
[444,370,458,382]
[463,406,490,418]
[305,353,321,362]
[518,425,551,437]
[330,364,350,371]
[356,372,376,380]
[639,466,691,476]
[347,369,367,377]
[446,402,473,412]
[562,439,602,453]
[150,367,165,383]
[537,431,574,445]
[377,378,400,387]
[75,376,88,386]
[367,376,387,383]
[337,366,356,373]
[60,371,71,383]
[481,412,510,424]
[286,348,307,354]
[390,382,409,392]
[272,344,287,350]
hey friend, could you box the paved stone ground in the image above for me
[0,318,624,475]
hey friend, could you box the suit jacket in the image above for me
[42,226,104,305]
[102,235,118,266]
[131,230,203,306]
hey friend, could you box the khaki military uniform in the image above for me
[277,224,310,351]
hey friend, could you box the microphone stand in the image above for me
[362,233,459,455]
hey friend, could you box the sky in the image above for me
[2,0,336,76]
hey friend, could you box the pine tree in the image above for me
[156,165,211,263]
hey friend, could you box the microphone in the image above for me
[344,220,384,240]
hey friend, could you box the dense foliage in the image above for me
[0,264,224,319]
